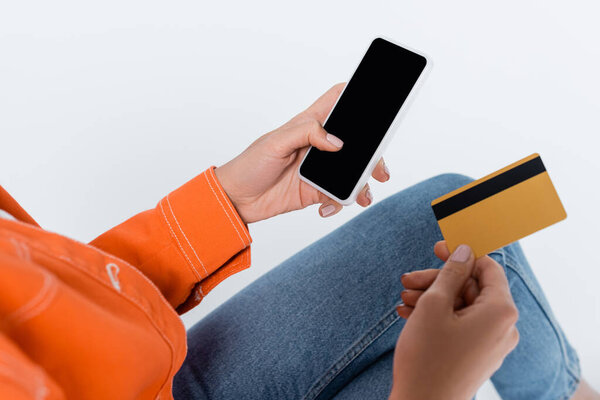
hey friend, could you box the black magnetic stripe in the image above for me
[432,156,546,220]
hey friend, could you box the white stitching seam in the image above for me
[165,195,208,278]
[9,237,31,261]
[208,168,251,244]
[5,272,58,326]
[9,237,24,259]
[0,355,48,400]
[204,171,247,247]
[159,199,202,281]
[19,241,31,261]
[13,289,57,327]
[0,224,181,399]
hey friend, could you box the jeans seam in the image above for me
[500,250,581,384]
[302,308,400,400]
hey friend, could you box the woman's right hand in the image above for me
[389,243,520,400]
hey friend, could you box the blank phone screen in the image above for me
[299,38,427,200]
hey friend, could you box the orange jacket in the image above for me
[0,166,252,399]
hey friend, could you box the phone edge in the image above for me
[297,36,432,206]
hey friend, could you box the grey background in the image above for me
[1,0,598,397]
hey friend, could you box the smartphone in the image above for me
[298,37,430,205]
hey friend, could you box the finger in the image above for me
[454,296,466,310]
[472,255,512,302]
[402,268,475,304]
[271,120,343,157]
[426,244,475,310]
[434,240,450,262]
[400,289,423,307]
[463,277,480,306]
[371,158,390,182]
[396,304,413,319]
[402,289,465,309]
[319,200,343,218]
[304,83,346,124]
[355,183,373,207]
[432,242,483,306]
[401,269,440,290]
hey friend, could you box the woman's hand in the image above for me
[389,242,520,400]
[396,241,483,317]
[214,83,390,224]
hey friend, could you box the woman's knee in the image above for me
[412,173,474,199]
[346,173,474,265]
[373,173,473,224]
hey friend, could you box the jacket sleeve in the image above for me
[89,166,252,314]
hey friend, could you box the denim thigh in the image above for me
[173,173,580,400]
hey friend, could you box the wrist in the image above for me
[213,165,246,224]
[213,166,231,197]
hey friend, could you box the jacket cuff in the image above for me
[160,166,252,313]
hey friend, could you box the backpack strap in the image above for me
[0,186,40,227]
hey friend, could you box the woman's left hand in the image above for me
[214,83,391,224]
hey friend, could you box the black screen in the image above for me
[299,38,427,200]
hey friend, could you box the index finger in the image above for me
[401,269,440,290]
[304,83,346,124]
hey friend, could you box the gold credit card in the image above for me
[431,153,567,258]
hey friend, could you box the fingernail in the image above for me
[365,189,373,203]
[449,244,471,262]
[402,271,411,277]
[326,134,344,148]
[321,204,336,217]
[395,303,405,316]
[400,273,409,284]
[383,162,390,177]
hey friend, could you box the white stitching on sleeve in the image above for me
[159,198,202,280]
[165,195,208,278]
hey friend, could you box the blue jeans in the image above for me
[173,174,581,400]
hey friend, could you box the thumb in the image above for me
[271,120,343,157]
[427,244,475,309]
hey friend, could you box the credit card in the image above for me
[431,153,567,258]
